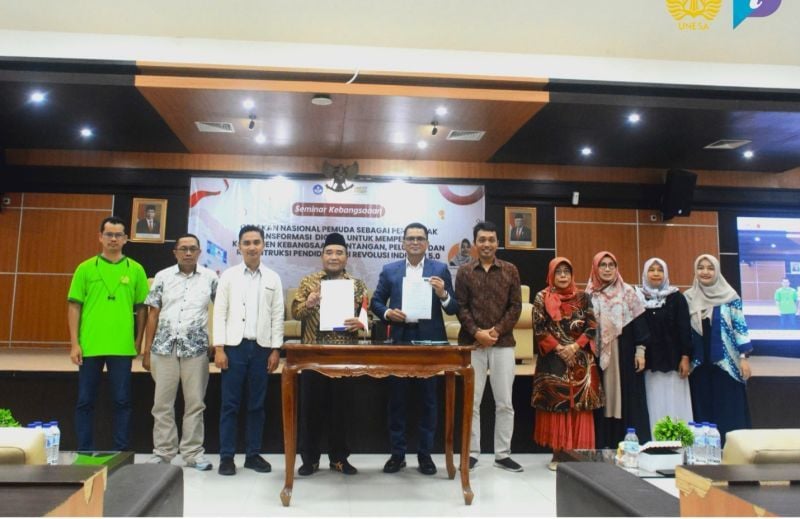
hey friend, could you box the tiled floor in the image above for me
[136,453,560,517]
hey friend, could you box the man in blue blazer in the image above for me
[371,222,458,475]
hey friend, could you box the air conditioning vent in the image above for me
[195,121,235,133]
[704,139,750,150]
[446,130,485,142]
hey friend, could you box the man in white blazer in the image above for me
[213,225,284,476]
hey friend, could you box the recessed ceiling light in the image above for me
[581,147,592,156]
[771,243,777,248]
[29,91,46,104]
[754,236,761,242]
[743,150,755,159]
[80,127,93,138]
[435,106,448,116]
[243,99,255,110]
[627,112,641,124]
[254,133,266,144]
[311,94,333,106]
[417,140,428,149]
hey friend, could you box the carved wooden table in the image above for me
[280,343,475,506]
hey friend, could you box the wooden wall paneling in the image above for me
[556,207,638,224]
[1,193,23,207]
[637,209,718,226]
[12,274,71,343]
[0,208,21,272]
[637,225,720,287]
[0,274,13,343]
[555,222,638,285]
[23,194,113,210]
[18,209,110,273]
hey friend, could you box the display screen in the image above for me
[737,217,800,346]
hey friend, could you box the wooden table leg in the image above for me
[460,366,475,505]
[280,367,298,506]
[445,372,456,479]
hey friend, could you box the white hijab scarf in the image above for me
[636,257,679,309]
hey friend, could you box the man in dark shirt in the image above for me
[455,220,523,472]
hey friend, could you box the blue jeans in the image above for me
[219,340,268,459]
[75,356,133,451]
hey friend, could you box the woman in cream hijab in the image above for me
[683,254,752,444]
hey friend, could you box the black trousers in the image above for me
[298,370,351,464]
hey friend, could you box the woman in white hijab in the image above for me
[683,254,752,445]
[635,258,693,435]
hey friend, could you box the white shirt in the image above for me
[145,265,218,358]
[243,266,261,339]
[384,257,451,322]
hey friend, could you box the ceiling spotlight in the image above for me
[771,243,777,248]
[580,147,592,156]
[431,120,438,136]
[627,112,641,124]
[311,94,333,106]
[417,140,428,149]
[754,236,761,242]
[255,133,266,144]
[243,99,255,110]
[29,91,46,104]
[80,127,93,138]
[435,106,448,116]
[248,115,256,131]
[743,150,755,159]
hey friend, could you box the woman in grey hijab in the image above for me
[683,254,752,445]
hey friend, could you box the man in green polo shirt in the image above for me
[775,278,798,329]
[67,216,149,451]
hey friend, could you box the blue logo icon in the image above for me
[312,184,323,195]
[733,0,782,29]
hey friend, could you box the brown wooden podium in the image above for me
[280,343,476,506]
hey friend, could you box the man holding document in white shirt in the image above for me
[370,222,458,476]
[291,232,369,477]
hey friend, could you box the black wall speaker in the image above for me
[661,169,697,220]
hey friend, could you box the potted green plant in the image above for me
[653,416,694,447]
[638,416,694,471]
[0,408,21,428]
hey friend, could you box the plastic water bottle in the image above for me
[623,428,640,472]
[43,422,55,464]
[694,422,709,465]
[49,421,61,465]
[707,424,721,465]
[685,421,696,465]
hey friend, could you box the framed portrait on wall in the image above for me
[130,198,167,243]
[505,206,536,250]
